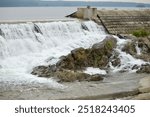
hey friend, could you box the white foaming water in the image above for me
[0,20,106,88]
[84,67,107,75]
[110,36,148,72]
[135,42,141,55]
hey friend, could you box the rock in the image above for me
[92,36,117,51]
[87,74,103,81]
[136,54,150,62]
[31,67,104,82]
[132,65,140,70]
[138,37,150,54]
[56,54,75,70]
[111,58,121,67]
[137,64,150,73]
[71,47,88,69]
[31,66,49,75]
[48,65,57,72]
[31,65,104,82]
[57,36,117,70]
[122,37,150,63]
[31,36,116,82]
[122,41,137,56]
[54,69,90,82]
[110,52,121,67]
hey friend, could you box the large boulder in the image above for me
[31,36,117,82]
[57,36,117,70]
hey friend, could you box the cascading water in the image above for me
[0,20,149,92]
[0,20,106,89]
[110,36,148,72]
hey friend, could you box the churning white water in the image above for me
[110,36,148,72]
[0,20,106,88]
[0,20,149,90]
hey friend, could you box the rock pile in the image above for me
[31,36,117,82]
[31,35,150,82]
[122,36,150,73]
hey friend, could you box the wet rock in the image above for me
[31,67,104,82]
[137,64,150,73]
[122,41,137,56]
[122,37,150,63]
[132,65,140,70]
[87,74,103,81]
[110,52,121,67]
[136,54,150,62]
[57,54,75,70]
[138,37,150,54]
[57,36,117,70]
[31,36,116,82]
[31,66,49,76]
[111,58,121,67]
[54,69,90,82]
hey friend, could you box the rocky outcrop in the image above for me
[121,36,150,73]
[31,36,117,82]
[122,36,150,62]
[57,36,117,70]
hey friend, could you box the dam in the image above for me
[0,7,150,100]
[68,7,150,35]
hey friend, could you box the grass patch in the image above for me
[132,29,150,37]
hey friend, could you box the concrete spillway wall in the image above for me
[97,9,150,34]
[68,8,150,34]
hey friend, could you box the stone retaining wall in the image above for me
[97,9,150,34]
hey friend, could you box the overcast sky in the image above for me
[57,0,150,3]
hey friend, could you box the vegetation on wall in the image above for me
[132,29,150,37]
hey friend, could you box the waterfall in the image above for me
[110,36,147,73]
[0,20,106,86]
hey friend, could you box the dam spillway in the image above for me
[0,20,106,85]
[0,9,150,99]
[68,8,150,34]
[97,9,150,34]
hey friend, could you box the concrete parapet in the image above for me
[70,7,97,20]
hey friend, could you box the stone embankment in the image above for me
[97,9,150,34]
[68,8,150,35]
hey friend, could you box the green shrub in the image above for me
[132,29,150,37]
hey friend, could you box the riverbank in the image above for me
[0,72,149,100]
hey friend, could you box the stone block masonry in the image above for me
[67,8,150,34]
[97,9,150,34]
